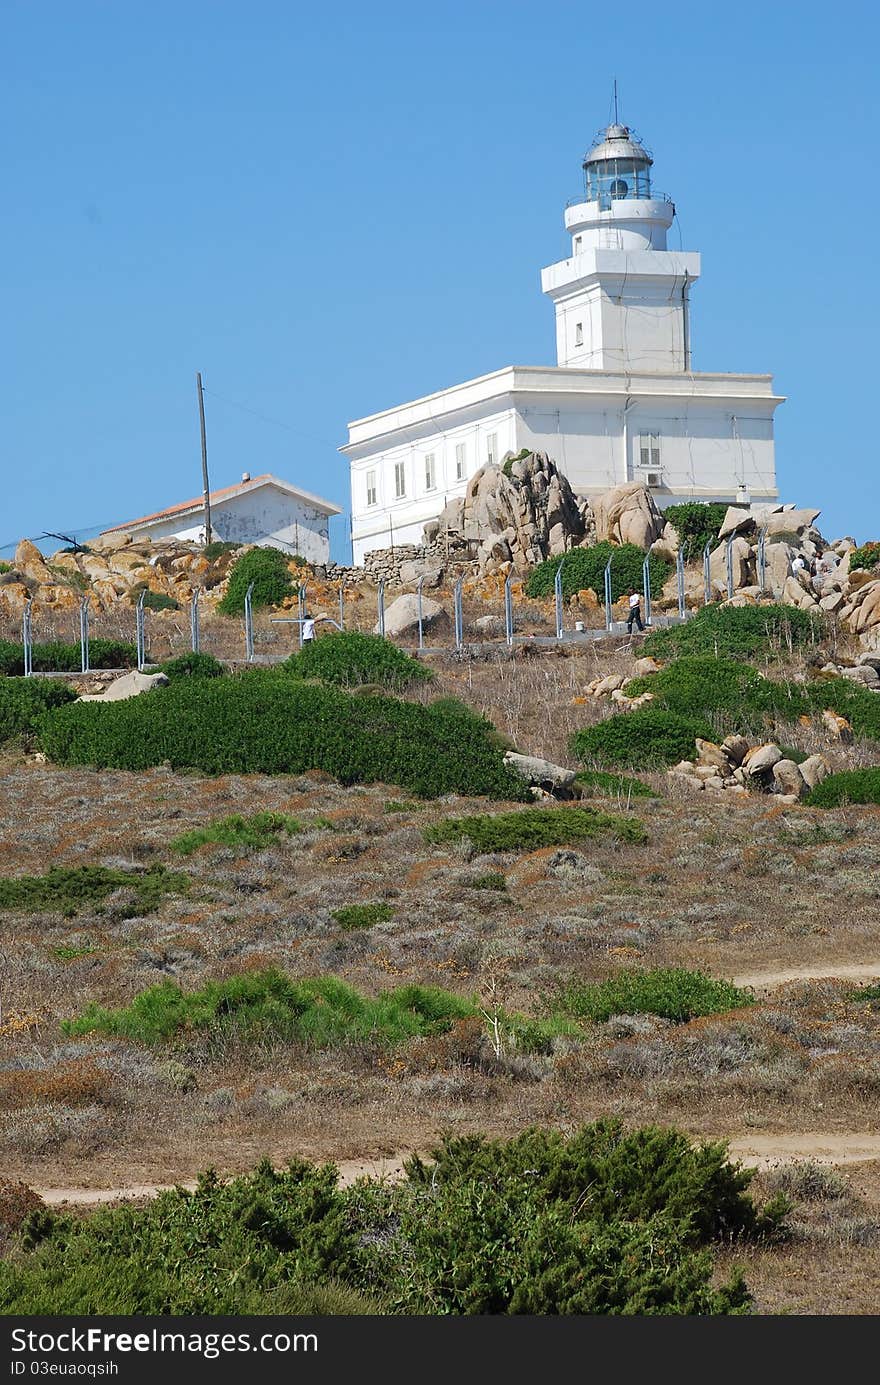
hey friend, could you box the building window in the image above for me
[639,433,661,468]
[365,470,377,507]
[424,453,436,491]
[394,461,406,498]
[455,442,466,481]
[574,235,582,253]
[486,433,497,466]
[574,322,583,347]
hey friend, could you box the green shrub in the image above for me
[425,805,646,851]
[140,590,179,612]
[643,603,820,661]
[575,769,658,798]
[849,541,880,572]
[384,800,425,814]
[170,811,302,856]
[804,769,880,808]
[160,651,225,680]
[203,540,242,560]
[285,631,432,690]
[331,902,394,930]
[0,639,137,677]
[501,447,531,478]
[469,873,507,891]
[526,542,671,603]
[62,970,475,1047]
[573,707,712,768]
[38,674,525,799]
[0,561,11,574]
[625,656,811,731]
[218,547,294,615]
[814,677,880,742]
[552,967,754,1024]
[0,1123,781,1315]
[0,679,76,742]
[0,865,187,919]
[663,503,728,559]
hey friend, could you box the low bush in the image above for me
[129,587,179,612]
[575,769,657,798]
[202,540,242,560]
[0,865,187,918]
[469,873,507,891]
[804,769,880,808]
[0,1122,784,1314]
[551,968,754,1025]
[160,652,225,680]
[0,679,76,743]
[572,707,712,768]
[331,903,394,930]
[62,970,475,1047]
[663,503,728,559]
[285,631,432,690]
[643,604,820,661]
[0,639,137,677]
[170,812,302,856]
[848,541,880,572]
[38,673,526,799]
[425,804,646,851]
[526,542,671,603]
[217,547,294,615]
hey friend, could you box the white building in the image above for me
[101,472,341,563]
[343,120,783,564]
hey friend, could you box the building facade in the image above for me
[102,472,341,563]
[343,120,784,564]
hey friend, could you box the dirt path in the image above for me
[731,960,880,992]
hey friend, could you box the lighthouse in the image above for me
[542,123,700,374]
[343,115,783,564]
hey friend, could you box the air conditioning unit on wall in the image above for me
[644,471,662,488]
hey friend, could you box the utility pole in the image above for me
[196,372,212,546]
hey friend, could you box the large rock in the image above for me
[437,452,588,572]
[374,593,447,638]
[89,531,133,553]
[398,560,443,588]
[772,759,807,798]
[744,743,783,776]
[764,542,794,593]
[503,752,576,795]
[709,535,753,591]
[79,670,169,703]
[13,539,51,584]
[717,507,757,540]
[764,508,822,538]
[592,484,664,551]
[798,754,832,791]
[848,580,880,635]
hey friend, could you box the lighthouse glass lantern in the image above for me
[583,124,653,208]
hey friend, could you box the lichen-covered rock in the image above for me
[592,483,664,551]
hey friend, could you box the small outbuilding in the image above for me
[101,472,342,563]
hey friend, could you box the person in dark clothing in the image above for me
[626,589,644,633]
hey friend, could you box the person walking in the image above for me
[626,589,644,634]
[301,616,317,643]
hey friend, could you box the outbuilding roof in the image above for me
[102,473,342,534]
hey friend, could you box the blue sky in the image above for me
[3,0,878,561]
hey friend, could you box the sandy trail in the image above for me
[731,961,880,991]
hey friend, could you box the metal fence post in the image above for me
[604,557,613,631]
[79,597,90,674]
[725,533,735,601]
[338,583,345,631]
[676,546,687,621]
[642,556,652,627]
[377,579,385,639]
[504,573,514,648]
[703,541,713,606]
[135,590,147,671]
[22,599,33,677]
[190,590,200,654]
[757,526,767,592]
[416,575,425,651]
[553,561,564,641]
[297,583,307,649]
[453,576,464,651]
[244,582,255,662]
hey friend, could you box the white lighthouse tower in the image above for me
[343,112,783,564]
[541,122,700,373]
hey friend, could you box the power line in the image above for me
[201,386,340,450]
